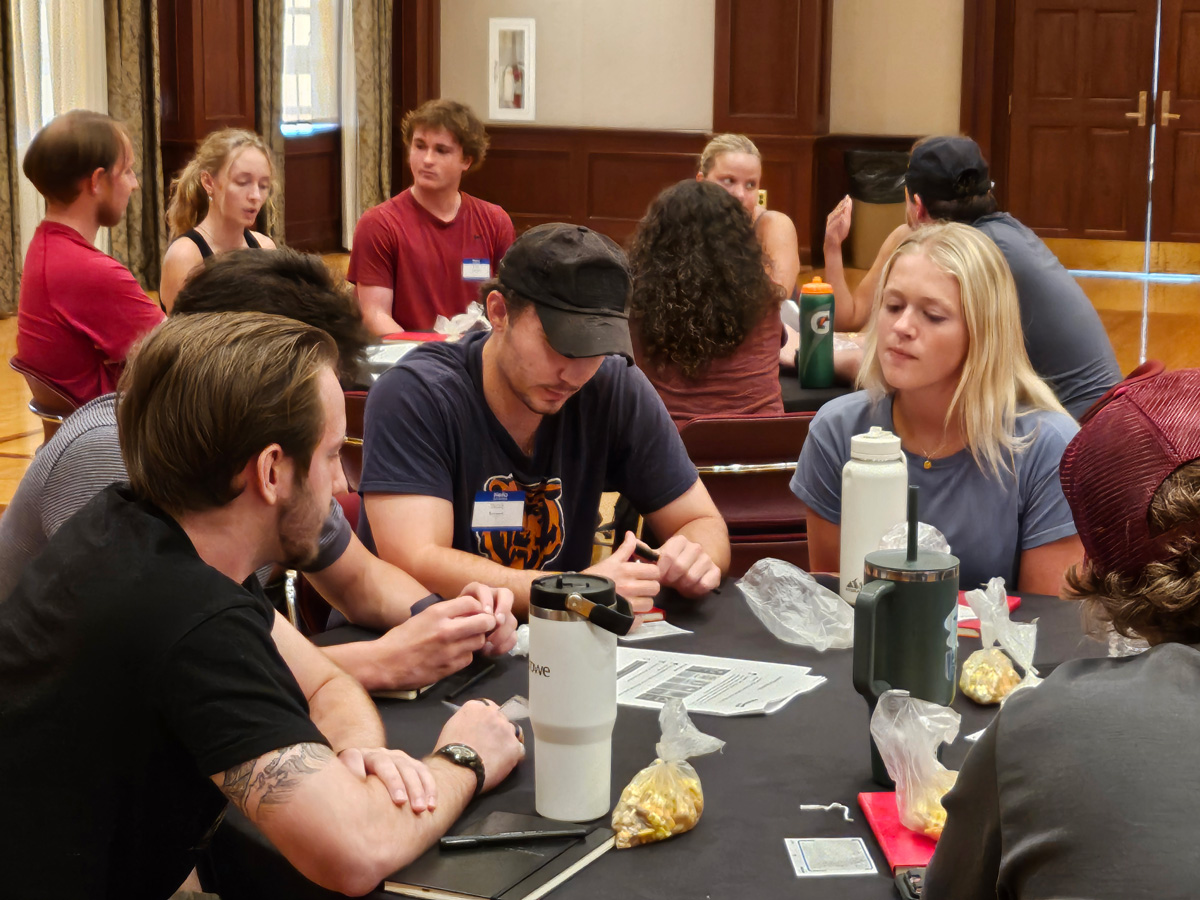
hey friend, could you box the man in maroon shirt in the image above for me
[16,110,165,406]
[347,99,514,335]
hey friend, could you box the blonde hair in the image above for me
[857,222,1065,478]
[699,133,761,176]
[166,128,277,239]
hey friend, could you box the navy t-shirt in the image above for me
[358,331,698,572]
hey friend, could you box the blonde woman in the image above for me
[159,128,277,311]
[790,222,1082,595]
[698,133,800,297]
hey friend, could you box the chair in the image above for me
[9,357,79,444]
[677,412,815,578]
[342,389,368,491]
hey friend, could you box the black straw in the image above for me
[906,485,919,564]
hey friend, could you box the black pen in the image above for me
[446,662,497,701]
[440,828,589,849]
[633,539,722,594]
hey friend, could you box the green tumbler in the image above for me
[797,276,834,388]
[852,546,960,786]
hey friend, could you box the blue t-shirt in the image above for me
[789,391,1079,590]
[358,331,698,573]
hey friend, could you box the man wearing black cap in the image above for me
[824,135,1121,418]
[357,223,729,616]
[924,367,1200,900]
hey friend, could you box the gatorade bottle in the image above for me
[797,276,834,388]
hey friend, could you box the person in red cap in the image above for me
[925,367,1200,900]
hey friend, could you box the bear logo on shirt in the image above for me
[475,474,565,569]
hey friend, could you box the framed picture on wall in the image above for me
[488,18,535,121]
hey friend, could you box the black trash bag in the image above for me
[845,149,908,204]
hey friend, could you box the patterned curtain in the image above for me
[255,0,286,243]
[0,3,21,316]
[354,0,392,215]
[104,0,166,291]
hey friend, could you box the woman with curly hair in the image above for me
[924,368,1200,900]
[159,128,277,311]
[629,179,784,424]
[791,222,1081,594]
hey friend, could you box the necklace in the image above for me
[917,436,948,470]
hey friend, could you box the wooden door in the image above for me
[1151,0,1200,241]
[1007,0,1157,239]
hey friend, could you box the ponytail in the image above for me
[166,159,209,240]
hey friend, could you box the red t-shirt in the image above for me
[634,304,785,427]
[347,189,515,331]
[16,221,165,405]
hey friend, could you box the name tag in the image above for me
[471,490,526,531]
[462,258,491,281]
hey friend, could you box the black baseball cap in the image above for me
[497,223,634,363]
[903,136,993,204]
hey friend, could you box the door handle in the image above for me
[1126,90,1147,126]
[1161,91,1182,128]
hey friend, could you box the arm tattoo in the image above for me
[220,742,335,818]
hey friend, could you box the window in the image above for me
[281,0,341,136]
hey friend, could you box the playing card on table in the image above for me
[784,837,878,877]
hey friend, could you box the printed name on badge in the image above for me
[462,258,491,281]
[471,490,526,531]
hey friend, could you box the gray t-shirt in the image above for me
[789,391,1078,589]
[973,212,1122,418]
[0,394,353,603]
[926,641,1200,900]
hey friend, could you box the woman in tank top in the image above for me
[629,179,785,425]
[159,128,277,311]
[698,133,802,367]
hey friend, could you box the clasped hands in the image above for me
[585,531,721,612]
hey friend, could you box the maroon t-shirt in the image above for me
[347,189,515,331]
[634,304,785,426]
[16,221,164,405]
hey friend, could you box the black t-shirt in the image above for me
[0,485,327,900]
[358,331,698,571]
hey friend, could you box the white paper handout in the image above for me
[619,621,692,642]
[615,647,825,716]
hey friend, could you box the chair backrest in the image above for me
[9,357,79,443]
[342,390,368,492]
[678,412,814,532]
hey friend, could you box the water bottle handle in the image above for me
[852,579,894,701]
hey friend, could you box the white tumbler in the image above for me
[528,573,631,822]
[839,426,908,605]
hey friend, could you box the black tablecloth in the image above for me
[201,585,1103,900]
[779,371,851,413]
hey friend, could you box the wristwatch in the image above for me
[433,743,485,798]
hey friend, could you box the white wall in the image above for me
[440,0,715,131]
[829,0,963,136]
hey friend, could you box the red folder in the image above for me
[957,591,1020,637]
[858,792,938,873]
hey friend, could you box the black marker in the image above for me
[446,662,497,701]
[440,828,589,849]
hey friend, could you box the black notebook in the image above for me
[383,811,615,900]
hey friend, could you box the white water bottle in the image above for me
[839,427,908,605]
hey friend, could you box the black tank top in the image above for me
[182,228,262,258]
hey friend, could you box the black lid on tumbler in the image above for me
[529,573,617,612]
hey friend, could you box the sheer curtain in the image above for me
[342,0,392,251]
[10,0,110,256]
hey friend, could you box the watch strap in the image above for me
[434,742,485,798]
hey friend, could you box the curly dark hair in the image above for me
[1063,459,1200,645]
[629,179,781,377]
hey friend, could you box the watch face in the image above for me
[437,743,485,796]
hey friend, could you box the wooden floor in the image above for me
[1,245,1197,514]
